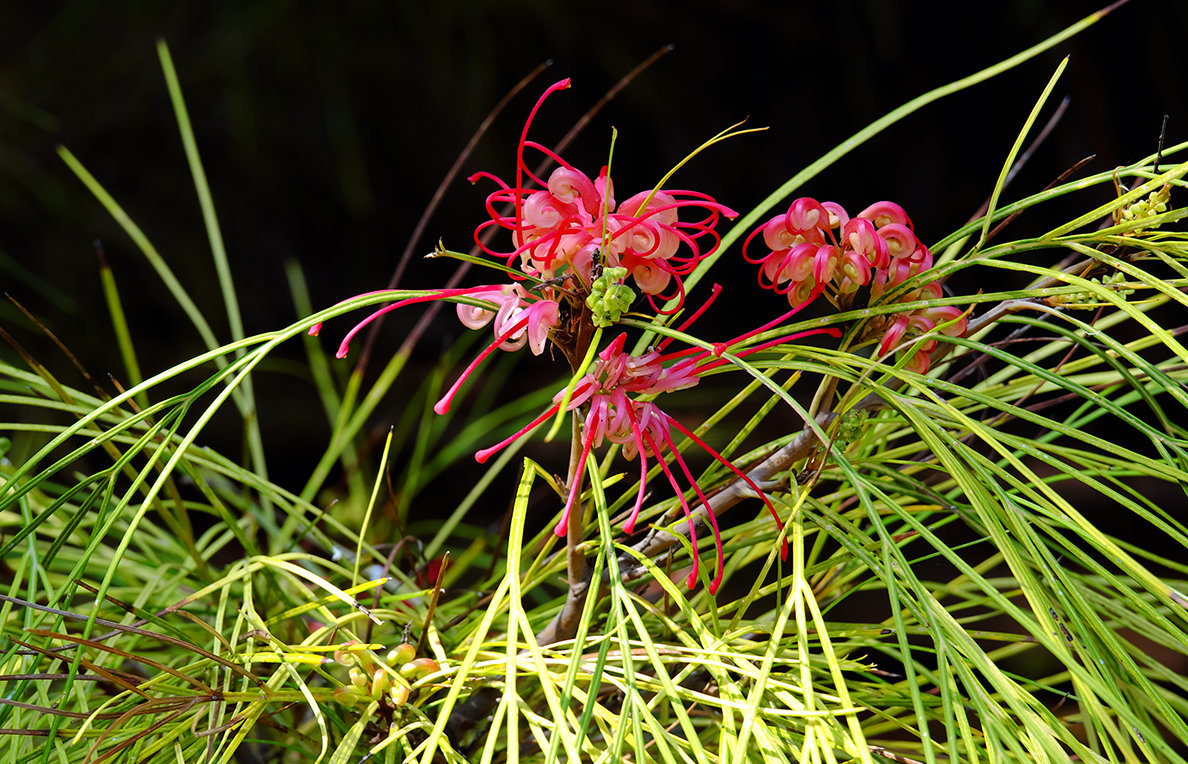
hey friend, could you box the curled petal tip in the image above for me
[553,520,568,537]
[708,578,721,595]
[335,348,349,360]
[432,399,450,416]
[622,520,636,534]
[309,323,322,336]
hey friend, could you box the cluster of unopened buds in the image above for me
[331,641,440,709]
[1048,270,1135,308]
[1113,181,1170,233]
[315,78,967,594]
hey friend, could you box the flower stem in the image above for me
[534,411,594,646]
[565,411,588,592]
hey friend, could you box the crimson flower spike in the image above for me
[467,79,736,315]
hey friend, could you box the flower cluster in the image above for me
[331,641,440,709]
[745,198,966,372]
[317,78,737,418]
[470,79,738,313]
[316,81,964,596]
[474,332,787,594]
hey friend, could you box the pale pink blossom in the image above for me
[745,196,966,372]
[469,79,737,313]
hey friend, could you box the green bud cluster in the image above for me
[331,641,441,709]
[1116,185,1170,233]
[1056,271,1136,309]
[586,266,635,327]
[835,408,870,447]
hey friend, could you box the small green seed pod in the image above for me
[389,682,411,706]
[369,668,388,699]
[388,643,416,666]
[399,657,441,681]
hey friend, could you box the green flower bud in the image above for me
[333,686,362,707]
[369,669,388,700]
[1116,184,1171,232]
[389,682,411,706]
[333,639,362,667]
[586,266,634,327]
[399,657,441,681]
[388,643,416,666]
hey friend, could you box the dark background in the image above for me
[1,0,1185,488]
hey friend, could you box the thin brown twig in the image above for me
[352,60,554,374]
[25,629,218,695]
[389,45,674,367]
[415,550,450,657]
[1,592,265,688]
[967,95,1072,227]
[613,403,854,583]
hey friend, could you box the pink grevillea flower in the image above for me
[308,284,560,414]
[874,280,967,373]
[860,229,967,372]
[744,197,966,371]
[468,79,738,313]
[743,198,928,307]
[454,283,559,355]
[473,318,850,594]
[471,334,732,594]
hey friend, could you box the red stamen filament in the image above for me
[662,427,725,594]
[555,407,600,537]
[711,287,824,357]
[640,429,699,589]
[325,287,496,358]
[665,416,788,561]
[434,311,533,415]
[475,402,560,464]
[658,283,723,350]
[621,404,650,534]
